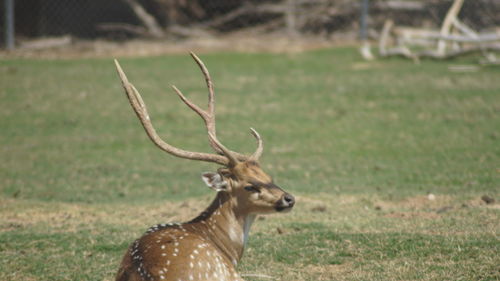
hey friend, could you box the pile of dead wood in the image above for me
[100,0,500,40]
[377,0,500,64]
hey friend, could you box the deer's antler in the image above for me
[114,53,263,166]
[173,52,262,161]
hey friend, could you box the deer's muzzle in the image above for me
[276,193,295,212]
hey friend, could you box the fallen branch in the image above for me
[166,25,212,38]
[417,43,500,59]
[123,0,164,38]
[20,35,72,49]
[198,2,290,29]
[415,33,500,43]
[377,0,500,62]
[377,1,426,10]
[199,3,254,28]
[437,0,464,55]
[479,55,500,65]
[97,23,148,37]
[378,19,393,56]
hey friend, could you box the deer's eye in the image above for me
[244,185,260,193]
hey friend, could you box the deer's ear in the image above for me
[201,172,229,192]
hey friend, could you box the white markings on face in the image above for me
[250,192,259,200]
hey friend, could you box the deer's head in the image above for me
[203,160,295,216]
[115,53,294,217]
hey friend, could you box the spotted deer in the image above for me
[114,53,295,281]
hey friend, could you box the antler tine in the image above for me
[171,85,208,120]
[189,52,215,116]
[208,132,239,167]
[114,59,229,166]
[249,128,264,161]
[172,84,249,160]
[170,84,221,154]
[170,52,249,161]
[188,52,220,154]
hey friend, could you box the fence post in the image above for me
[285,0,297,38]
[360,0,369,41]
[359,0,374,60]
[4,0,15,50]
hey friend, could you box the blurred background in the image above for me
[2,0,500,57]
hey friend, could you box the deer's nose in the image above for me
[281,193,295,207]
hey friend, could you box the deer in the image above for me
[114,53,295,281]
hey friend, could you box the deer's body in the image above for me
[116,192,250,281]
[114,54,294,281]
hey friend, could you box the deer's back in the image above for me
[116,224,243,281]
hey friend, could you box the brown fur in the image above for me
[115,161,294,281]
[115,54,294,281]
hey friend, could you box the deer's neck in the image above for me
[189,192,255,266]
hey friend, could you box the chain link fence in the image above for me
[2,0,500,49]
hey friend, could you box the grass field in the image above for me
[1,48,499,280]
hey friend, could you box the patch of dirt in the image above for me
[304,263,352,280]
[383,211,441,219]
[0,34,345,59]
[0,196,214,233]
[375,194,455,211]
[374,195,451,220]
[465,197,500,209]
[296,194,358,207]
[375,194,500,220]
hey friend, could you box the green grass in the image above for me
[1,48,499,280]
